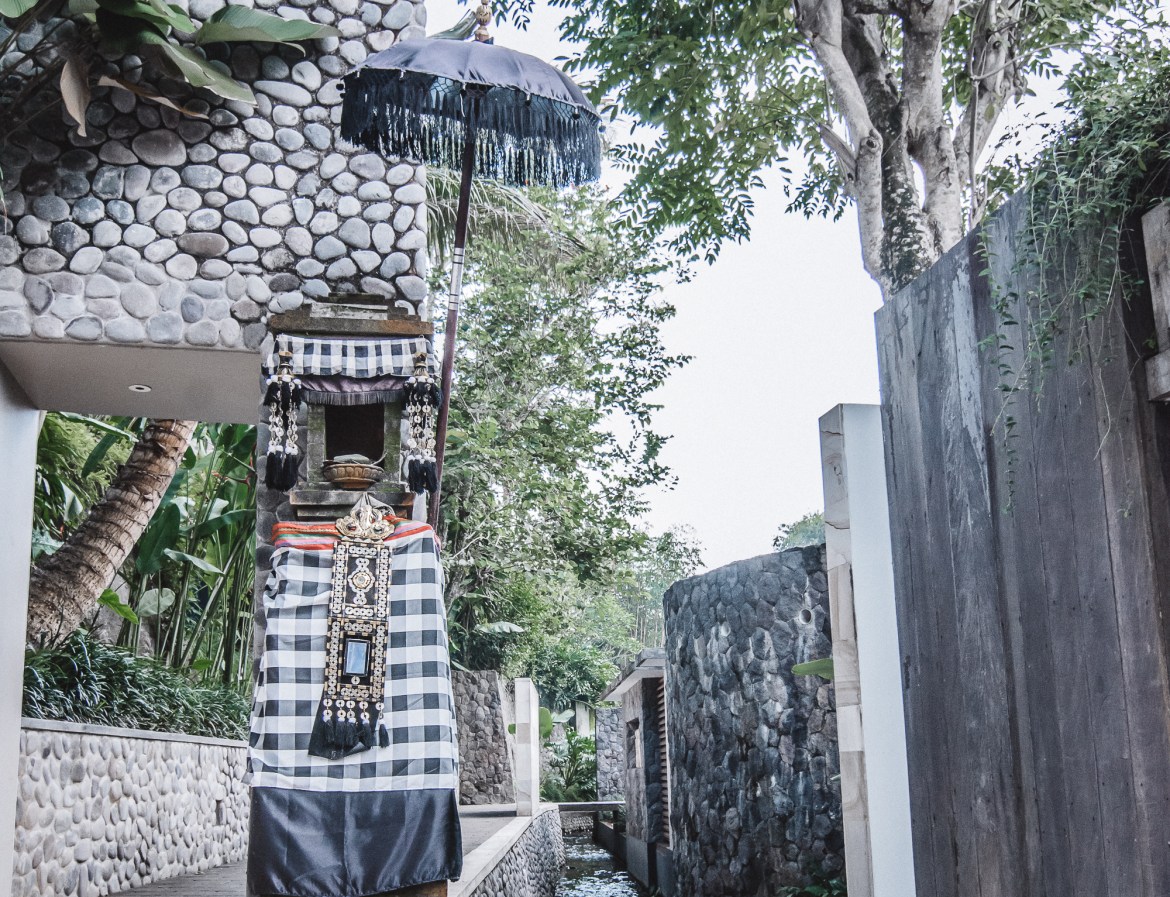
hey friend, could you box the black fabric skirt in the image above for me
[248,787,463,897]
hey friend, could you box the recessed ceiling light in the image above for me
[128,384,152,393]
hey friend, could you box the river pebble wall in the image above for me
[0,0,429,351]
[468,807,565,897]
[11,721,248,897]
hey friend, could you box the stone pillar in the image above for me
[594,706,624,801]
[513,678,540,816]
[0,361,39,897]
[819,404,915,897]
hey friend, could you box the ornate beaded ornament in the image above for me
[263,348,302,492]
[403,351,441,495]
[307,495,396,760]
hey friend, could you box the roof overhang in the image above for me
[601,648,666,702]
[0,340,259,423]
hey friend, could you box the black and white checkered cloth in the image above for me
[262,336,434,380]
[249,527,459,793]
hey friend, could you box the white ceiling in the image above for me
[0,340,261,424]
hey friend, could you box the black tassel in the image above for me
[263,381,280,405]
[264,450,286,489]
[308,701,388,760]
[277,453,299,491]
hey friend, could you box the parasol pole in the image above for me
[427,123,476,529]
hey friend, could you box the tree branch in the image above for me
[954,0,1026,223]
[902,2,964,252]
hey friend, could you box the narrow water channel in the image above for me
[556,832,648,897]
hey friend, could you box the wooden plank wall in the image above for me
[877,194,1170,897]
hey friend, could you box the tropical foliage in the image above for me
[435,185,699,707]
[541,729,598,803]
[32,415,256,689]
[0,0,337,130]
[24,629,249,739]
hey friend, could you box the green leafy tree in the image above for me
[774,511,825,551]
[433,185,690,702]
[497,0,1160,298]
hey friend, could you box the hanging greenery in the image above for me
[983,43,1170,387]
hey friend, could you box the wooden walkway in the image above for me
[127,805,519,896]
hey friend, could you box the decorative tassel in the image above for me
[340,68,602,188]
[262,348,302,493]
[402,351,440,497]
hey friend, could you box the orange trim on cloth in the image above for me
[271,516,434,550]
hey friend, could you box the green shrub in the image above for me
[23,630,249,740]
[776,872,847,897]
[541,730,598,803]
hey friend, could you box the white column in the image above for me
[0,362,39,897]
[512,678,540,816]
[819,404,915,897]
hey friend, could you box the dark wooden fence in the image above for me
[877,195,1170,897]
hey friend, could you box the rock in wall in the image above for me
[467,807,564,897]
[595,706,623,801]
[11,721,248,897]
[663,546,844,896]
[452,670,515,805]
[0,0,429,349]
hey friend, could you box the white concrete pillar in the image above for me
[512,678,540,816]
[0,361,39,897]
[819,404,915,897]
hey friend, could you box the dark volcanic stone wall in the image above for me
[452,671,515,805]
[595,707,624,801]
[663,546,844,896]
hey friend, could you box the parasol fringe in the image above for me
[340,69,602,188]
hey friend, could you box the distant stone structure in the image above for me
[594,706,623,801]
[11,720,247,897]
[663,546,844,896]
[0,0,429,351]
[599,649,672,894]
[452,671,516,806]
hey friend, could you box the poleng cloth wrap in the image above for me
[247,518,462,896]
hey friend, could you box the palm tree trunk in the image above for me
[25,419,197,646]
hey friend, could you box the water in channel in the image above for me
[556,832,648,897]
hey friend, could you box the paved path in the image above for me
[128,805,518,896]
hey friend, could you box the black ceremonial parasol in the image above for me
[341,21,602,528]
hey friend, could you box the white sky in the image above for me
[427,0,884,570]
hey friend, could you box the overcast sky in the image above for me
[426,1,884,570]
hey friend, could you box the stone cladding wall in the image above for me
[0,0,429,349]
[11,720,248,897]
[467,807,564,897]
[594,706,623,801]
[663,546,844,896]
[453,670,516,806]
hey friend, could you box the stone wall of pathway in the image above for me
[594,706,623,802]
[663,546,845,896]
[11,720,248,897]
[466,807,565,897]
[452,671,517,806]
[0,0,429,348]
